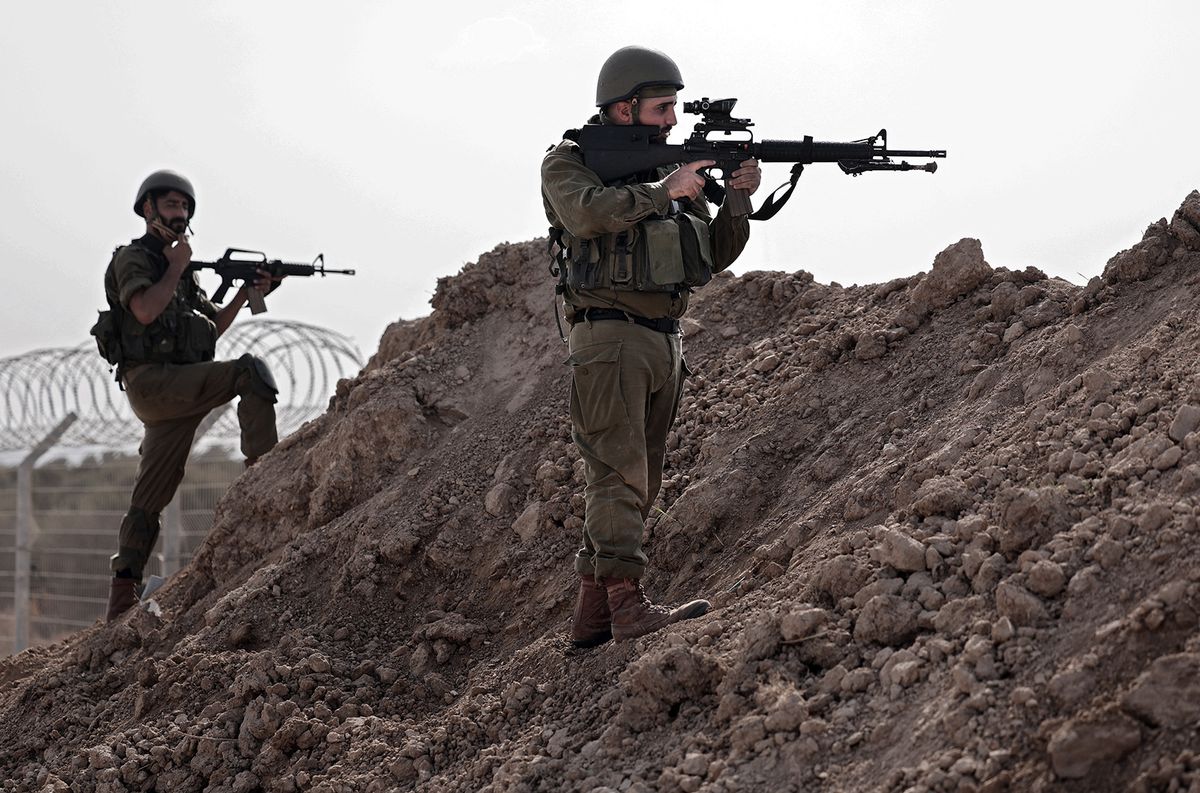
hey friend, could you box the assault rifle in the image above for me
[186,249,355,314]
[578,97,946,219]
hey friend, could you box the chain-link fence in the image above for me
[0,455,243,651]
[1,318,366,655]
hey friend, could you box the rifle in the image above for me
[578,97,946,219]
[186,249,356,314]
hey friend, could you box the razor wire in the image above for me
[0,319,364,452]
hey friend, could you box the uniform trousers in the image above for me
[111,359,277,576]
[567,318,685,580]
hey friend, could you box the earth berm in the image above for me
[4,191,1200,792]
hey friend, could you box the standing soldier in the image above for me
[541,47,762,647]
[94,170,282,621]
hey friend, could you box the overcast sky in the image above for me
[1,0,1196,363]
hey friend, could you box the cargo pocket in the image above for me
[565,342,626,434]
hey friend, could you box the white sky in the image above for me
[1,0,1196,361]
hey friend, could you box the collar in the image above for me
[131,232,168,257]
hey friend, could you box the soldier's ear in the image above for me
[609,101,634,124]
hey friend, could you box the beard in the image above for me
[165,217,188,233]
[650,126,671,144]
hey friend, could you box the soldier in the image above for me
[541,47,762,647]
[96,170,282,621]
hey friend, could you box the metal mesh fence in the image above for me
[1,318,364,654]
[0,456,243,650]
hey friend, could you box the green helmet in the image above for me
[133,170,196,218]
[595,46,684,107]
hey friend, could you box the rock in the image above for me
[1169,190,1200,250]
[679,752,711,778]
[988,282,1019,321]
[1103,219,1172,283]
[853,594,921,646]
[754,354,781,373]
[875,527,927,572]
[1003,322,1027,343]
[1026,560,1066,597]
[880,650,922,689]
[1153,445,1183,471]
[811,555,872,601]
[889,660,922,688]
[1169,405,1200,443]
[780,608,830,642]
[971,553,1006,594]
[994,581,1047,626]
[1139,502,1173,532]
[1047,715,1141,779]
[911,476,973,518]
[909,238,992,316]
[1122,653,1200,728]
[991,616,1015,642]
[484,483,517,517]
[853,332,887,361]
[998,487,1073,554]
[763,691,806,732]
[934,596,986,635]
[511,501,541,543]
[742,616,781,662]
[1090,537,1124,570]
[1049,667,1095,707]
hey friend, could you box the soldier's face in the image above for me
[149,190,191,233]
[633,95,678,142]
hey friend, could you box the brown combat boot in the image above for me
[105,577,140,622]
[602,577,710,641]
[571,575,612,648]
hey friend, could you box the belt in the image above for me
[570,308,680,334]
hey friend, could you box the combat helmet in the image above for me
[595,46,684,107]
[133,170,196,218]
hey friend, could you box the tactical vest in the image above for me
[91,240,217,371]
[551,140,716,295]
[556,211,715,295]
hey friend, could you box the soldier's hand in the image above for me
[253,268,285,295]
[729,158,762,195]
[663,160,714,201]
[163,236,192,272]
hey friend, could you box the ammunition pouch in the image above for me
[92,301,217,369]
[560,213,713,294]
[90,309,123,366]
[120,308,217,366]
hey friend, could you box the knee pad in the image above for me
[236,353,279,401]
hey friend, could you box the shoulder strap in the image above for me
[748,164,805,221]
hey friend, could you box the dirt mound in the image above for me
[3,192,1200,792]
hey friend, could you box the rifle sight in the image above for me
[684,97,739,117]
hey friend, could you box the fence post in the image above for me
[160,405,231,578]
[14,412,77,654]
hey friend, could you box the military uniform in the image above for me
[103,234,278,582]
[542,124,750,581]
